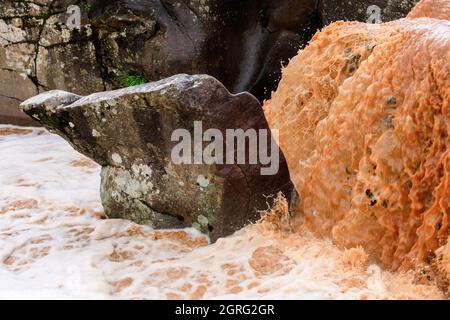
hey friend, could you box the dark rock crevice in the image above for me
[138,199,187,228]
[0,93,23,102]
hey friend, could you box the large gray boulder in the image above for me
[21,74,293,241]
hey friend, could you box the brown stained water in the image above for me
[264,0,449,289]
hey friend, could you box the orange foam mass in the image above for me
[264,0,449,271]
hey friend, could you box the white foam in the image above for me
[0,125,443,299]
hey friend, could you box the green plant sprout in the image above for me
[120,72,148,87]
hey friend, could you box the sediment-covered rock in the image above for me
[21,74,293,241]
[264,0,449,271]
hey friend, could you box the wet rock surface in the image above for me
[1,0,419,124]
[21,74,293,241]
[319,0,420,25]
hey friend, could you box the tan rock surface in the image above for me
[408,0,450,19]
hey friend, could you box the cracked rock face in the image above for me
[1,0,418,124]
[0,0,104,124]
[21,74,293,241]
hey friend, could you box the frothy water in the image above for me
[0,125,442,299]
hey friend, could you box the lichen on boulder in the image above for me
[264,0,449,271]
[21,74,293,241]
